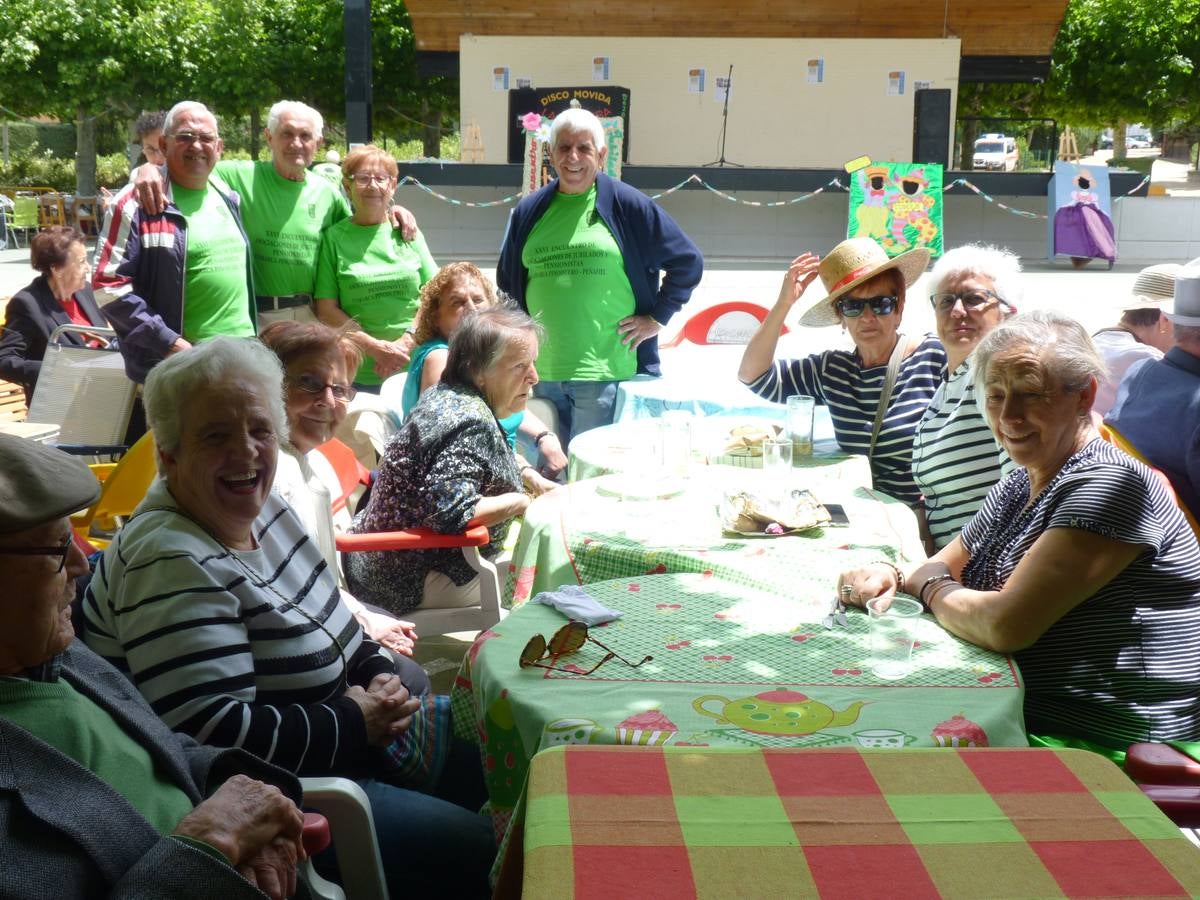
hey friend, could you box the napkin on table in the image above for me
[529,585,623,625]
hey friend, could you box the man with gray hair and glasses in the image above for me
[94,100,256,382]
[131,99,418,326]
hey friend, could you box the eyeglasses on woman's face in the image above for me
[350,172,393,187]
[291,373,356,403]
[930,289,1004,314]
[836,295,898,318]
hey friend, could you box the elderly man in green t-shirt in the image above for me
[95,100,257,381]
[132,100,417,327]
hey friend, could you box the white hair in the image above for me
[929,243,1024,311]
[971,310,1107,398]
[549,108,605,150]
[163,100,216,136]
[267,100,324,139]
[144,336,288,473]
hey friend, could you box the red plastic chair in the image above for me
[660,301,785,349]
[313,438,504,635]
[1125,743,1200,829]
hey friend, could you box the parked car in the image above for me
[972,134,1019,172]
[1126,135,1152,149]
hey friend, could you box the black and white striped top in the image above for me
[745,334,946,505]
[961,439,1200,747]
[84,480,393,776]
[912,358,1012,549]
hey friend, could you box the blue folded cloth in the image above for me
[530,585,623,625]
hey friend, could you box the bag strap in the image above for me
[868,334,913,459]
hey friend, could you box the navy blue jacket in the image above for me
[496,173,703,376]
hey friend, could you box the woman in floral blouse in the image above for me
[346,306,542,614]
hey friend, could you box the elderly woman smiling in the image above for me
[739,237,945,506]
[840,311,1200,755]
[82,336,495,896]
[347,306,541,615]
[911,244,1021,551]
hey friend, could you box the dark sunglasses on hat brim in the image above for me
[835,295,898,318]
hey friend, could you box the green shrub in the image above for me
[1,121,76,158]
[0,150,130,191]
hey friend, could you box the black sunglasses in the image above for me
[292,373,356,403]
[836,295,898,318]
[0,534,74,573]
[930,289,1005,313]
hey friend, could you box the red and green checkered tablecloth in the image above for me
[518,746,1200,899]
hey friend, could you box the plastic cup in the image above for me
[867,595,923,680]
[658,410,693,474]
[762,436,793,478]
[786,395,815,459]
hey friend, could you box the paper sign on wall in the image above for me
[715,76,731,103]
[888,70,905,96]
[515,76,533,90]
[492,67,509,91]
[689,68,706,93]
[593,56,610,81]
[807,59,824,84]
[847,161,943,258]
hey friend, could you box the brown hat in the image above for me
[0,434,100,535]
[799,238,931,327]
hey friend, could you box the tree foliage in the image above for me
[0,0,456,192]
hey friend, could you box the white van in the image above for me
[972,134,1019,172]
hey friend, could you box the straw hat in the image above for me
[1118,263,1182,312]
[799,238,931,327]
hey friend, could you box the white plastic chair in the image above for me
[300,776,388,900]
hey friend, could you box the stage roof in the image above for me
[406,0,1069,59]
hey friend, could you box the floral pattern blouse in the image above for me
[345,382,521,615]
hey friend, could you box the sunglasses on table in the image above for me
[519,621,652,676]
[0,534,73,573]
[929,289,1005,313]
[291,373,356,403]
[835,295,898,318]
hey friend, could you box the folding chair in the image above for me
[25,324,136,447]
[5,195,39,249]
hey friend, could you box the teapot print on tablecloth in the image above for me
[693,689,866,736]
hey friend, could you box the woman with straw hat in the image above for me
[739,237,945,506]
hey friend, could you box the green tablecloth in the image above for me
[567,412,842,482]
[453,572,1026,846]
[506,463,919,606]
[516,746,1200,899]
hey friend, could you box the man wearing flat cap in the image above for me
[1107,264,1200,520]
[0,434,306,899]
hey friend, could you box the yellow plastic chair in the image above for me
[71,432,158,548]
[1099,423,1200,539]
[6,196,39,248]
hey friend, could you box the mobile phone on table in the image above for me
[825,503,849,526]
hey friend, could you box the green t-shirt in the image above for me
[172,182,255,343]
[314,221,437,385]
[215,160,350,297]
[522,186,637,382]
[0,677,196,835]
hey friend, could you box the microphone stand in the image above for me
[705,64,742,167]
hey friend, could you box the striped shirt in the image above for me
[745,334,946,505]
[912,357,1012,549]
[961,439,1200,747]
[83,479,393,776]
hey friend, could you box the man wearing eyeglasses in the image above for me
[127,100,419,329]
[94,100,256,383]
[0,434,306,899]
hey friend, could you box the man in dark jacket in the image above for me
[0,434,304,899]
[497,106,703,442]
[92,100,256,383]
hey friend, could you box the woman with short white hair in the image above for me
[84,335,495,897]
[911,243,1022,551]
